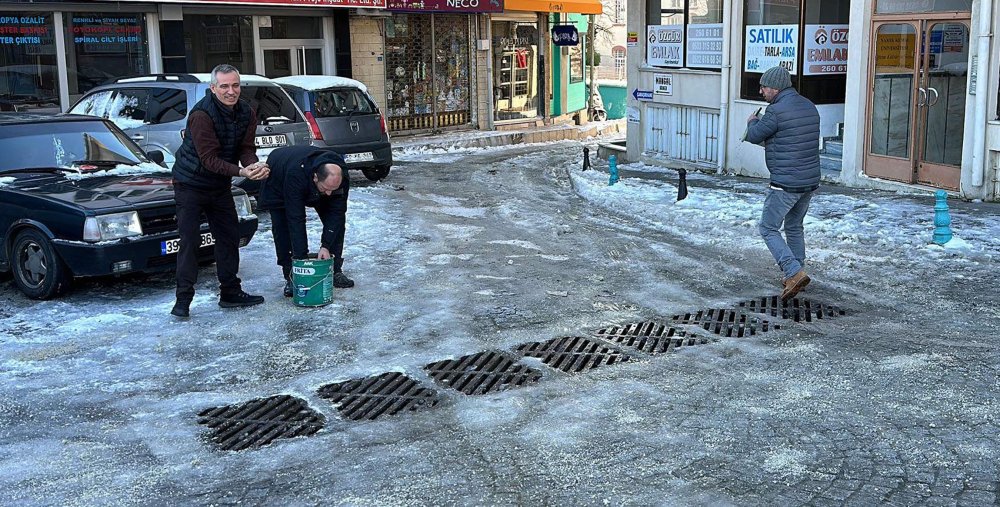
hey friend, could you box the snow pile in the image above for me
[570,162,1000,264]
[61,162,171,180]
[274,75,368,93]
[0,177,14,187]
[69,90,146,130]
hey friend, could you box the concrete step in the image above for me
[824,139,843,157]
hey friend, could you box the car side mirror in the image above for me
[146,149,166,166]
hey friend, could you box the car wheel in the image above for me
[362,166,391,182]
[11,229,71,299]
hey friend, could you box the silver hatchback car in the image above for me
[275,76,392,181]
[68,73,312,195]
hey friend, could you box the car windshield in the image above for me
[241,85,303,124]
[311,88,375,118]
[0,120,146,173]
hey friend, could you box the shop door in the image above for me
[385,14,471,132]
[262,46,324,77]
[866,19,969,190]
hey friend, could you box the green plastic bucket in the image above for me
[291,258,333,307]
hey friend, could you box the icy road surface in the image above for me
[2,141,999,505]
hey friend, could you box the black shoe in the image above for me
[171,300,190,318]
[333,272,354,288]
[219,290,265,308]
[283,279,293,298]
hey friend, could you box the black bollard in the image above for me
[582,146,591,171]
[677,168,688,201]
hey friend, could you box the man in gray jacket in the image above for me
[744,66,821,301]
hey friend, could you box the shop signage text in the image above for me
[653,73,672,96]
[745,24,798,74]
[388,0,502,12]
[803,24,848,75]
[551,25,579,46]
[632,88,653,101]
[121,0,389,8]
[0,16,50,46]
[686,23,723,69]
[647,24,684,67]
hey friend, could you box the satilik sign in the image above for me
[745,24,798,74]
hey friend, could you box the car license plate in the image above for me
[255,134,288,148]
[345,152,374,163]
[161,232,214,255]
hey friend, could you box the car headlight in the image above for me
[83,211,143,242]
[233,193,255,219]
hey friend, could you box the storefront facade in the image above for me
[382,0,491,132]
[626,0,999,201]
[495,0,602,128]
[0,0,380,113]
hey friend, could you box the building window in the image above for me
[613,0,625,24]
[0,13,60,112]
[64,13,149,103]
[259,16,322,39]
[182,15,255,73]
[569,37,585,83]
[613,46,626,80]
[645,0,723,70]
[740,0,849,104]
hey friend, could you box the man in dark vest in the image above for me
[258,146,354,298]
[170,64,270,318]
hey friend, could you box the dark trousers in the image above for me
[174,183,242,301]
[271,199,347,279]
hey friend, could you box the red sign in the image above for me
[387,0,503,12]
[108,0,388,8]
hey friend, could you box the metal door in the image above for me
[385,14,471,132]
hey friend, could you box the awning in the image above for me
[503,0,602,15]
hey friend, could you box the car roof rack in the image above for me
[106,74,202,84]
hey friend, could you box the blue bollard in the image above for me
[933,190,953,245]
[608,154,619,186]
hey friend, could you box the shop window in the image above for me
[875,0,971,14]
[614,47,627,80]
[64,14,149,102]
[645,0,723,70]
[740,0,849,105]
[259,16,322,39]
[492,21,541,121]
[569,38,585,84]
[0,13,60,112]
[182,15,255,73]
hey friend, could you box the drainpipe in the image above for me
[588,14,596,120]
[716,0,733,174]
[971,0,993,187]
[483,15,496,131]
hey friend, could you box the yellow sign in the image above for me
[874,33,916,71]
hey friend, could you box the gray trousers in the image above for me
[759,188,814,279]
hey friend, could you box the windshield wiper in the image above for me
[72,160,133,167]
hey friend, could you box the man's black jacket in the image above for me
[260,146,349,259]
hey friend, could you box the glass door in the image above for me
[865,19,969,190]
[916,22,968,189]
